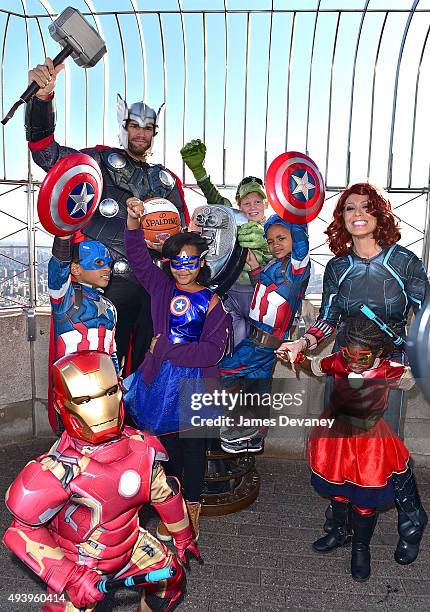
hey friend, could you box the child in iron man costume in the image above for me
[3,351,200,612]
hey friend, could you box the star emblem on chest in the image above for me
[96,297,109,318]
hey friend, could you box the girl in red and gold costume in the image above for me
[280,316,420,582]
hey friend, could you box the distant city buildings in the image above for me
[0,246,50,308]
[0,246,324,309]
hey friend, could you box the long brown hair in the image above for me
[326,183,400,256]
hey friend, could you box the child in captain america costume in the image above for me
[123,196,232,543]
[219,214,310,452]
[48,236,119,433]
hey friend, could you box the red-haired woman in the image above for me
[279,182,429,567]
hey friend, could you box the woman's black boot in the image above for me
[393,468,428,565]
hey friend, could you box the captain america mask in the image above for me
[78,241,112,271]
[170,250,208,271]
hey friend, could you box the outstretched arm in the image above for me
[26,57,80,171]
[48,236,76,315]
[181,139,231,206]
[277,257,341,367]
[125,199,171,294]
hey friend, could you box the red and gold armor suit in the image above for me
[3,351,200,612]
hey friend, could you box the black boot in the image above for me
[393,468,428,565]
[350,509,378,582]
[313,500,351,553]
[323,502,334,533]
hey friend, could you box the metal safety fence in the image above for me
[0,1,428,308]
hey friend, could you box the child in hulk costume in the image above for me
[181,139,272,347]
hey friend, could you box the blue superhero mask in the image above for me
[169,248,208,271]
[78,241,112,270]
[170,254,202,271]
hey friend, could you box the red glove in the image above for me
[294,352,305,364]
[64,565,104,609]
[173,536,202,566]
[277,348,305,365]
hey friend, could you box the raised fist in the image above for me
[180,139,207,181]
[126,197,145,219]
[28,57,64,100]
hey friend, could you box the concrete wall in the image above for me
[0,306,429,466]
[0,309,51,443]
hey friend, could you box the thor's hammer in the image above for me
[2,6,106,125]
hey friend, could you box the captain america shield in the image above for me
[407,299,430,401]
[265,151,325,224]
[37,153,103,236]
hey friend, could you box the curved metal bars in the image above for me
[157,13,167,166]
[82,0,109,143]
[305,0,321,157]
[345,0,370,185]
[284,11,296,152]
[130,0,147,101]
[242,11,250,178]
[0,13,10,179]
[115,13,127,100]
[0,5,428,310]
[222,0,228,185]
[409,24,430,189]
[367,12,388,181]
[387,0,420,188]
[263,2,274,176]
[324,12,341,186]
[177,0,187,182]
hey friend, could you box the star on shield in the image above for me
[69,183,95,216]
[291,171,316,200]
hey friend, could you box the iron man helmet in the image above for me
[52,351,124,444]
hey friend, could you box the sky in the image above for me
[0,0,429,268]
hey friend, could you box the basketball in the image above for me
[140,197,181,243]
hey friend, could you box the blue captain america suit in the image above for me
[220,216,310,384]
[124,285,216,434]
[47,238,119,434]
[48,238,119,371]
[168,286,215,344]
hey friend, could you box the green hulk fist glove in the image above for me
[237,221,267,250]
[180,139,207,181]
